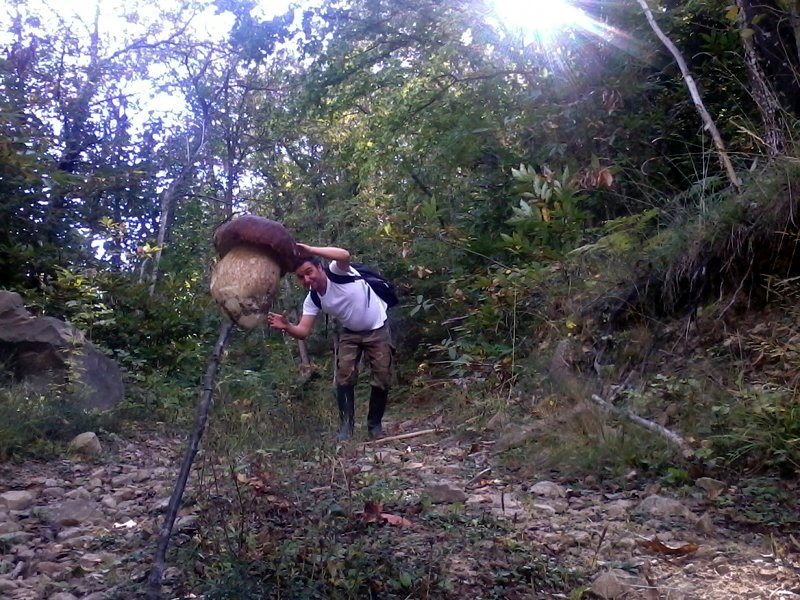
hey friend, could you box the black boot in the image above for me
[367,386,388,439]
[336,385,355,441]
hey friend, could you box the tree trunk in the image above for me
[791,1,800,64]
[737,0,787,154]
[148,148,200,296]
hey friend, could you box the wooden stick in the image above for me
[466,467,492,487]
[147,320,235,599]
[362,428,446,445]
[589,393,694,458]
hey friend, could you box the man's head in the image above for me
[294,255,327,293]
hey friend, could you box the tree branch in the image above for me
[589,393,694,458]
[636,0,741,190]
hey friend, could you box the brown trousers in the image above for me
[335,323,394,389]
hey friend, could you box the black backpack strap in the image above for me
[310,290,321,309]
[324,266,360,284]
[324,266,372,307]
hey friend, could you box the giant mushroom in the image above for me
[148,215,299,599]
[210,214,298,329]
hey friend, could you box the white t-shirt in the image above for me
[302,261,387,331]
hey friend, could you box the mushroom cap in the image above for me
[213,214,298,275]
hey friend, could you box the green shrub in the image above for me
[0,384,112,460]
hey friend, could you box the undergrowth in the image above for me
[0,384,122,460]
[176,421,583,600]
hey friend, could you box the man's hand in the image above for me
[267,312,289,330]
[295,242,313,255]
[294,242,350,264]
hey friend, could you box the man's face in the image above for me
[295,261,326,293]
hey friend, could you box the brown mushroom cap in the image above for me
[213,215,298,275]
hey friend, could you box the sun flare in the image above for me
[490,0,595,41]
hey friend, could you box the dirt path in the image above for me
[1,419,798,599]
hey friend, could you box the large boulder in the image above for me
[0,291,124,410]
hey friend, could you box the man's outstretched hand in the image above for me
[267,312,289,330]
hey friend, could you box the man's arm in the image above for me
[267,313,316,340]
[296,242,351,270]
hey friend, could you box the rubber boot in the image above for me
[367,386,388,439]
[336,385,355,441]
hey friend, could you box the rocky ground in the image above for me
[1,420,799,599]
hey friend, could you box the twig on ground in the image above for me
[147,320,235,600]
[466,467,492,487]
[362,428,447,445]
[589,393,694,458]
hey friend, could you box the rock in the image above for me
[529,480,566,498]
[615,537,638,551]
[571,530,592,545]
[33,561,67,577]
[695,477,727,496]
[485,411,509,431]
[0,530,34,544]
[0,521,22,535]
[590,568,647,599]
[69,431,103,456]
[175,515,199,533]
[68,485,93,499]
[0,490,37,511]
[425,484,468,504]
[0,290,124,410]
[605,499,635,519]
[46,499,100,526]
[89,467,106,479]
[371,451,402,464]
[531,503,557,516]
[695,512,715,534]
[636,494,696,522]
[49,593,79,600]
[492,424,538,453]
[111,473,134,487]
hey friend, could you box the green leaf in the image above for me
[724,6,740,21]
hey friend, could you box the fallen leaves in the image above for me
[358,500,413,528]
[637,537,699,557]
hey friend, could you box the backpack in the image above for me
[311,262,398,310]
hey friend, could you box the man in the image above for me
[267,242,393,440]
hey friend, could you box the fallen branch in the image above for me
[362,428,447,445]
[589,394,694,458]
[466,467,492,487]
[147,320,235,599]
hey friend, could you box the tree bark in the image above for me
[147,320,235,600]
[148,143,201,296]
[148,61,212,296]
[737,0,787,154]
[793,1,800,65]
[635,0,741,189]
